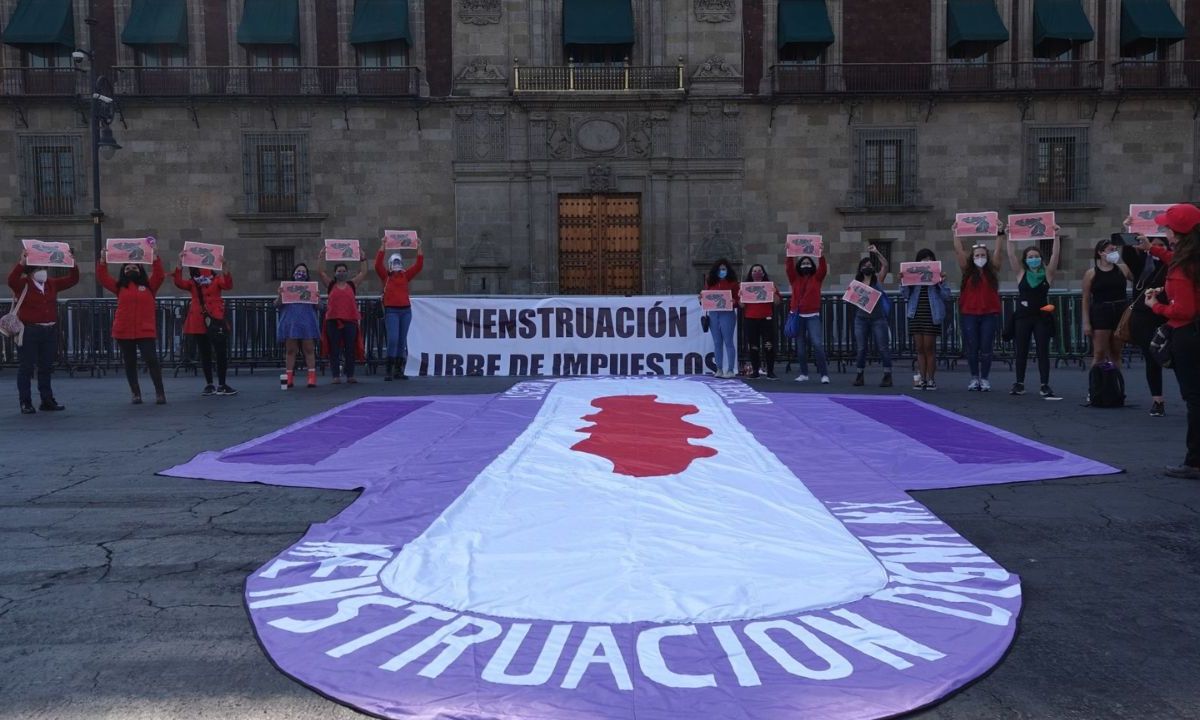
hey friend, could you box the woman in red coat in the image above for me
[173,256,235,397]
[99,254,166,404]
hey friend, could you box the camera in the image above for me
[71,50,86,64]
[1111,232,1137,246]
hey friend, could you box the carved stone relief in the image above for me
[454,105,507,162]
[546,117,574,159]
[587,163,615,192]
[689,104,741,159]
[575,118,624,155]
[694,0,734,22]
[693,55,742,79]
[458,0,501,25]
[456,57,505,82]
[693,225,743,266]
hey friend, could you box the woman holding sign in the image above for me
[703,258,739,378]
[98,252,167,405]
[276,262,320,389]
[852,246,894,388]
[784,255,830,383]
[320,259,368,384]
[375,243,425,380]
[902,249,952,391]
[173,259,235,397]
[953,230,1004,392]
[1005,230,1062,400]
[742,264,779,379]
[9,247,80,414]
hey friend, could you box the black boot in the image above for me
[397,356,408,380]
[384,358,394,381]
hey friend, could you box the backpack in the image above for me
[1087,362,1125,408]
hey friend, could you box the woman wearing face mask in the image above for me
[276,262,320,389]
[1125,224,1173,416]
[320,257,368,384]
[1004,229,1062,399]
[903,248,952,390]
[1144,203,1200,478]
[8,247,80,414]
[173,258,235,397]
[98,251,167,405]
[784,254,830,383]
[741,264,779,379]
[375,245,425,380]
[702,258,739,378]
[1082,239,1132,370]
[952,228,1004,391]
[852,245,893,388]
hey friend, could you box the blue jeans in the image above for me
[326,320,359,378]
[854,314,893,371]
[795,314,829,375]
[384,307,413,358]
[709,311,736,373]
[960,313,998,379]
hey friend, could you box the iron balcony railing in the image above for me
[771,60,1104,95]
[1114,60,1200,90]
[111,65,421,97]
[0,67,85,96]
[513,61,686,93]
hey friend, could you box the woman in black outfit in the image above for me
[1124,233,1172,416]
[1082,238,1131,368]
[1005,231,1062,400]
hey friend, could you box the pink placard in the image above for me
[899,260,943,287]
[279,281,319,304]
[21,239,75,268]
[1129,204,1173,237]
[180,241,225,271]
[954,212,999,237]
[739,282,775,304]
[785,234,823,257]
[324,239,362,261]
[700,290,733,311]
[383,230,420,250]
[105,237,155,264]
[842,280,881,314]
[1006,212,1056,242]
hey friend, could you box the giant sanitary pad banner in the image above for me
[163,379,1118,719]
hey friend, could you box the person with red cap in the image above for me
[1145,203,1200,479]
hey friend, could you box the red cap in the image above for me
[1160,204,1200,234]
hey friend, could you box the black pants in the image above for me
[743,317,777,374]
[1131,310,1164,397]
[1013,314,1051,386]
[192,331,228,386]
[326,320,358,378]
[118,338,164,396]
[1170,324,1200,467]
[17,323,57,405]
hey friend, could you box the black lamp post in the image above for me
[77,52,121,297]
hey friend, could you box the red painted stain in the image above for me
[571,395,718,477]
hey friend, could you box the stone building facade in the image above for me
[1,0,1198,297]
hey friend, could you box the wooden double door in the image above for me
[558,193,642,295]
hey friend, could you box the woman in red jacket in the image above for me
[320,258,368,384]
[741,264,779,379]
[99,255,166,405]
[1145,203,1200,479]
[9,247,80,414]
[173,257,235,397]
[375,246,424,380]
[785,254,830,383]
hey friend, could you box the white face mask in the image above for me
[1104,251,1121,264]
[973,257,988,268]
[32,270,48,284]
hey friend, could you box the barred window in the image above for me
[242,133,310,213]
[19,135,83,216]
[357,40,408,68]
[1023,126,1088,204]
[850,129,920,208]
[269,247,296,281]
[137,45,188,67]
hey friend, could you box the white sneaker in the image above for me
[912,373,923,388]
[980,379,992,392]
[795,374,810,382]
[820,375,831,384]
[968,378,981,391]
[722,370,736,379]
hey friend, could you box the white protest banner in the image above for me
[406,296,718,377]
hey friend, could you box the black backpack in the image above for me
[1087,363,1125,408]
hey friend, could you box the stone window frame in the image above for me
[17,133,86,217]
[241,132,311,214]
[1020,125,1090,206]
[267,245,297,281]
[848,127,922,209]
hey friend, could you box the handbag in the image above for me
[194,281,227,338]
[1113,301,1137,344]
[783,311,801,339]
[1149,324,1173,368]
[700,314,710,333]
[0,284,29,347]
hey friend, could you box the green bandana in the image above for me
[1025,266,1047,288]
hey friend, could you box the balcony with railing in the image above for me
[0,68,85,97]
[772,61,1104,95]
[111,66,421,97]
[1114,60,1200,90]
[512,61,685,93]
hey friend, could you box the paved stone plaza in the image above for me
[1,365,1198,719]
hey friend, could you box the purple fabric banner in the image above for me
[163,380,1119,719]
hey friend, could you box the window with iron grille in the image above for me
[1023,126,1088,204]
[22,45,71,68]
[269,246,296,281]
[1037,237,1064,271]
[137,45,188,67]
[850,129,919,208]
[869,239,894,273]
[777,44,825,64]
[357,40,408,67]
[19,135,83,216]
[242,133,310,213]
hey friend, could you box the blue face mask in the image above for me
[1025,257,1042,269]
[718,268,727,279]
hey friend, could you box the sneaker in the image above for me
[201,384,216,396]
[1010,382,1025,396]
[795,374,810,383]
[39,399,65,411]
[880,372,893,388]
[1150,401,1165,417]
[765,372,777,380]
[216,385,238,396]
[1164,464,1200,479]
[967,378,981,391]
[1040,384,1061,400]
[20,402,35,415]
[332,376,342,385]
[924,380,937,391]
[980,379,992,392]
[852,372,865,387]
[912,373,923,389]
[820,375,831,384]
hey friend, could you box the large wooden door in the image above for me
[558,193,642,295]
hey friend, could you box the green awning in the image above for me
[121,0,187,47]
[563,0,634,45]
[237,0,299,46]
[1033,0,1094,56]
[1121,0,1185,56]
[777,0,835,50]
[350,0,410,45]
[947,0,1010,58]
[2,0,74,48]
